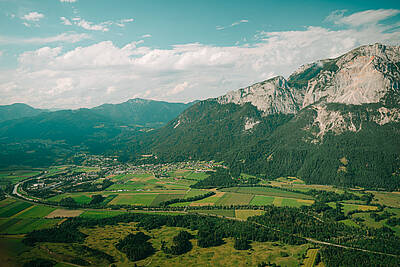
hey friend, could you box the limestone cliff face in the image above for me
[301,43,400,108]
[217,76,298,115]
[214,43,400,137]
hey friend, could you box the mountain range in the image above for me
[1,43,399,190]
[148,43,400,190]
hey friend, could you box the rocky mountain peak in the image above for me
[301,43,400,108]
[217,75,299,115]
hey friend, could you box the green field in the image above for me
[0,201,33,217]
[341,203,378,215]
[184,189,207,198]
[235,209,265,220]
[215,193,254,206]
[48,193,92,204]
[250,195,275,205]
[0,217,61,234]
[15,205,56,218]
[150,194,185,206]
[222,187,314,200]
[108,194,158,205]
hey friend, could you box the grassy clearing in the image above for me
[341,203,378,215]
[215,193,254,206]
[235,210,264,220]
[80,223,308,267]
[303,248,319,267]
[339,219,360,228]
[108,194,158,206]
[370,191,400,208]
[45,209,83,218]
[222,187,313,200]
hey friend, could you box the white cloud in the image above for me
[60,0,77,3]
[75,18,109,32]
[0,33,90,45]
[327,9,400,26]
[60,17,72,25]
[22,12,44,22]
[217,19,248,30]
[21,11,44,27]
[167,82,190,96]
[62,17,134,31]
[0,51,3,57]
[142,34,152,38]
[1,9,399,109]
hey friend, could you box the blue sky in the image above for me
[0,0,399,109]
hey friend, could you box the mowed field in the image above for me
[0,198,61,234]
[218,187,315,207]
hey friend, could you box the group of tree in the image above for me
[161,231,193,255]
[116,232,155,261]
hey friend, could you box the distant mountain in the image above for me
[0,103,47,123]
[91,98,193,127]
[148,43,400,190]
[0,98,193,167]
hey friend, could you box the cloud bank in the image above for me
[1,9,399,109]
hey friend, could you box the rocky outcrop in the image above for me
[217,76,299,115]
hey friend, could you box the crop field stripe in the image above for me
[10,205,35,218]
[0,218,21,232]
[0,198,16,208]
[303,248,319,267]
[15,206,56,218]
[0,202,33,217]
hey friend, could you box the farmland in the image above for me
[2,162,400,266]
[0,199,61,235]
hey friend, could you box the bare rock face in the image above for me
[301,43,400,108]
[217,44,400,116]
[214,43,400,139]
[217,76,298,115]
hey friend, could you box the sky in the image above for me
[0,0,399,109]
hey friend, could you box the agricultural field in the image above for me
[45,209,84,218]
[369,191,400,208]
[221,187,314,200]
[215,192,254,206]
[0,199,61,234]
[48,193,93,204]
[0,169,42,186]
[302,248,319,267]
[235,209,265,220]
